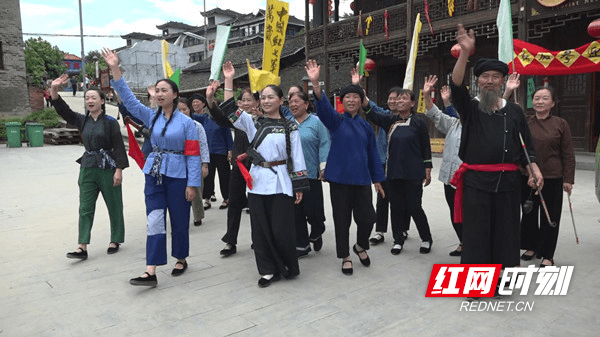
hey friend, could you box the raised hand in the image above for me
[305,59,320,85]
[506,73,521,92]
[422,75,438,96]
[441,85,452,107]
[101,47,119,69]
[351,67,362,85]
[222,61,235,80]
[206,80,220,101]
[50,74,69,99]
[456,24,475,56]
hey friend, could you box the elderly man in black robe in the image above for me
[449,24,544,270]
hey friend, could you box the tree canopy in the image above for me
[24,37,67,87]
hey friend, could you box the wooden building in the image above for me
[305,0,600,151]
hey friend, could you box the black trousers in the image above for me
[329,182,376,259]
[295,179,326,248]
[203,153,230,200]
[388,179,432,245]
[444,183,463,243]
[248,193,299,277]
[221,166,248,245]
[461,185,521,268]
[520,176,563,260]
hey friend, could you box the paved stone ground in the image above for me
[1,94,599,336]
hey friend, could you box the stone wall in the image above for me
[0,0,32,118]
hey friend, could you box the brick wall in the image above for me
[0,0,32,118]
[28,87,44,112]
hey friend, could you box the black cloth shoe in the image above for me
[297,247,311,259]
[258,274,281,288]
[194,220,202,226]
[391,244,402,255]
[539,258,554,268]
[66,248,88,260]
[369,233,384,245]
[341,260,353,275]
[171,261,188,276]
[220,244,237,257]
[353,244,371,266]
[449,245,462,257]
[310,235,323,252]
[420,240,433,254]
[210,194,217,202]
[520,251,536,261]
[203,201,211,210]
[219,200,229,209]
[130,272,157,286]
[107,243,120,255]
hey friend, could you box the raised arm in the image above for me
[102,47,122,81]
[503,73,520,100]
[422,75,438,111]
[451,24,475,86]
[306,59,322,100]
[222,61,235,103]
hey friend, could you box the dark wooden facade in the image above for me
[305,0,600,151]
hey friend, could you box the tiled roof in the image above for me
[121,32,160,41]
[63,53,81,61]
[156,21,197,30]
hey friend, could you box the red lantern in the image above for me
[588,19,600,38]
[451,43,475,58]
[350,1,355,11]
[364,58,375,71]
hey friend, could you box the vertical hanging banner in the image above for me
[161,40,174,78]
[403,14,422,90]
[263,0,289,77]
[497,0,514,66]
[210,25,232,81]
[526,78,535,109]
[358,40,367,77]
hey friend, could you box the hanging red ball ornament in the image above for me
[350,1,355,11]
[588,19,600,38]
[364,58,375,71]
[451,43,475,58]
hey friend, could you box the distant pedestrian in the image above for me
[70,76,77,96]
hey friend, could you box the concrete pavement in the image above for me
[1,94,599,336]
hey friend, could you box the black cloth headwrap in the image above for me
[339,84,365,102]
[473,58,509,77]
[190,94,208,105]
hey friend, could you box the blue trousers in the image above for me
[144,174,191,266]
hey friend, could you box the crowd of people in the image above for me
[51,25,575,292]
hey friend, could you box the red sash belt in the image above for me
[449,163,519,223]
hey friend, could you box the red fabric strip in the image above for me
[184,140,200,156]
[236,153,253,190]
[449,163,519,223]
[125,120,145,170]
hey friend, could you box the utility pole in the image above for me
[78,0,87,110]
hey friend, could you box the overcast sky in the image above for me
[20,0,352,57]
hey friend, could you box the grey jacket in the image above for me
[424,105,462,185]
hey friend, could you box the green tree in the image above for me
[24,37,67,87]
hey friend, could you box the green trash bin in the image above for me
[25,123,44,147]
[5,122,22,148]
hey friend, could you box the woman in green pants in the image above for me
[50,74,129,260]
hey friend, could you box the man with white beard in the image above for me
[448,24,544,274]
